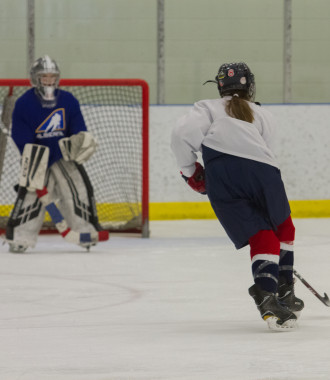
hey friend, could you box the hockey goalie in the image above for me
[5,55,109,253]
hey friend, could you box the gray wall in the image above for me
[1,0,330,104]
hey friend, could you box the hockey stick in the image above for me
[293,269,330,307]
[36,186,109,249]
[0,124,7,184]
[0,89,16,184]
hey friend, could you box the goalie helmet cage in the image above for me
[0,78,149,238]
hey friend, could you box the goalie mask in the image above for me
[30,55,60,108]
[204,62,255,100]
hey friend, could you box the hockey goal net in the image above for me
[0,79,149,237]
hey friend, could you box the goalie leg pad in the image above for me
[5,186,46,250]
[80,233,92,243]
[64,230,81,245]
[19,144,49,191]
[80,230,109,244]
[51,160,102,232]
[98,230,109,241]
[80,231,109,244]
[45,203,64,225]
[37,187,70,235]
[36,185,109,247]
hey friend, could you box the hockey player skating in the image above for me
[5,55,108,253]
[171,62,304,331]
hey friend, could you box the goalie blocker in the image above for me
[6,143,107,252]
[19,144,49,191]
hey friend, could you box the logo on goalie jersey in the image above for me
[36,109,66,139]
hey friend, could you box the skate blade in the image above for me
[264,316,297,332]
[293,310,301,319]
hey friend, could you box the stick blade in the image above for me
[322,293,330,307]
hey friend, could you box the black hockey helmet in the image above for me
[204,62,255,100]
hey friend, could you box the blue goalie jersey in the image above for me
[11,88,87,167]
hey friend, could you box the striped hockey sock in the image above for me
[252,256,279,294]
[249,230,280,294]
[279,246,294,284]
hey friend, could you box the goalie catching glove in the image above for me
[59,131,97,165]
[181,162,207,194]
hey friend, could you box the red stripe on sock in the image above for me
[275,216,295,243]
[249,230,280,260]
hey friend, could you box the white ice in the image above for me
[1,219,330,380]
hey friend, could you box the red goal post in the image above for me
[0,78,149,237]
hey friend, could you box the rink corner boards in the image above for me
[149,200,330,220]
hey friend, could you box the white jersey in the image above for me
[171,97,278,177]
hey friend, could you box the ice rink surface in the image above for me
[1,218,330,380]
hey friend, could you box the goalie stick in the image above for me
[0,89,17,184]
[36,186,109,249]
[293,269,330,307]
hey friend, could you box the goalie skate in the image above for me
[9,244,28,254]
[1,234,29,253]
[249,284,297,332]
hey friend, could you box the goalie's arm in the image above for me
[68,95,88,135]
[11,98,37,154]
[59,131,97,164]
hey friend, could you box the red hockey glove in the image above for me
[181,162,207,194]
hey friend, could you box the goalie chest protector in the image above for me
[11,88,88,167]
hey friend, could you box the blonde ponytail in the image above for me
[224,90,254,123]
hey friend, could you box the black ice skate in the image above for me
[249,284,297,331]
[277,277,304,318]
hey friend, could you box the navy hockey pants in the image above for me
[202,146,291,249]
